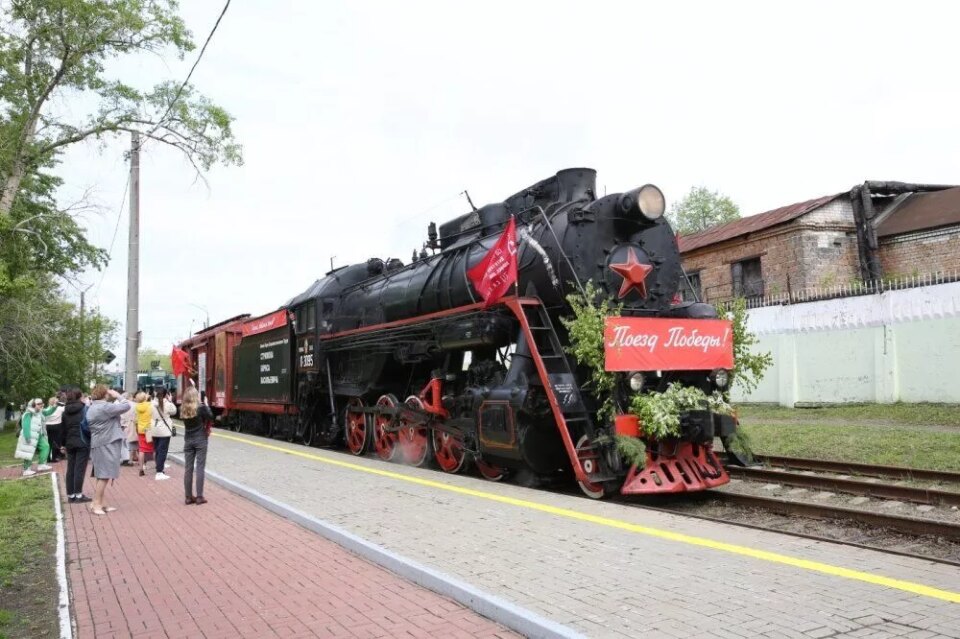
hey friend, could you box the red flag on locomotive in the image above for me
[171,346,192,377]
[467,216,518,307]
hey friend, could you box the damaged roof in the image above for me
[875,187,960,237]
[678,194,842,253]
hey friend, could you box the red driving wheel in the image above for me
[373,394,400,461]
[398,396,432,467]
[344,397,367,456]
[433,430,466,474]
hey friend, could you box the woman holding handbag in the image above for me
[134,392,154,477]
[151,388,177,481]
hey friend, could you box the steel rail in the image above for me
[617,499,960,568]
[711,492,960,540]
[756,455,960,484]
[728,466,960,507]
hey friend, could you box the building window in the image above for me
[681,270,702,302]
[731,257,763,298]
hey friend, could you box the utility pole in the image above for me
[124,132,140,393]
[80,289,85,387]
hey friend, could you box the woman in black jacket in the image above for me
[62,388,92,503]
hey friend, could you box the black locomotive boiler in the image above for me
[194,168,737,498]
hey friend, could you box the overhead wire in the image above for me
[95,174,131,298]
[144,0,233,142]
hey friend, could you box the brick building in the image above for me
[677,182,960,303]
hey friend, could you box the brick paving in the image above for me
[200,431,960,639]
[54,459,518,639]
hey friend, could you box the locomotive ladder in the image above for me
[505,297,615,485]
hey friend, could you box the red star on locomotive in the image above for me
[609,248,654,299]
[175,169,740,499]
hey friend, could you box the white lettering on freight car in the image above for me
[260,376,279,384]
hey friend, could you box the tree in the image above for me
[668,186,741,235]
[0,281,118,399]
[137,347,170,372]
[0,0,242,217]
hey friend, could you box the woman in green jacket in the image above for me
[16,398,54,476]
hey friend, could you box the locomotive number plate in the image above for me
[548,374,585,412]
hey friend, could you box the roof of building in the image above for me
[678,193,841,253]
[875,187,960,238]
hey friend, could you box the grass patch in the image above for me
[737,403,960,428]
[739,421,960,472]
[0,428,20,467]
[0,477,59,639]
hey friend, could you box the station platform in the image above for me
[58,460,517,639]
[198,430,960,639]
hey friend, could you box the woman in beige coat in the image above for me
[121,392,138,466]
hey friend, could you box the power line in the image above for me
[95,174,131,297]
[145,0,232,141]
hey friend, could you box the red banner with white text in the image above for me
[242,309,288,337]
[604,317,734,371]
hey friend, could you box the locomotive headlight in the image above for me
[712,368,730,390]
[618,184,666,222]
[628,371,646,392]
[637,184,666,221]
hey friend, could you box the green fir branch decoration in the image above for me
[615,435,647,469]
[725,428,755,463]
[715,297,773,396]
[559,281,622,423]
[630,384,733,441]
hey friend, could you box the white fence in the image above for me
[731,281,960,406]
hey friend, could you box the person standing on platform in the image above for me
[62,388,91,502]
[120,392,137,466]
[180,387,212,505]
[86,385,131,515]
[151,388,176,481]
[45,394,66,462]
[134,392,154,476]
[15,399,51,476]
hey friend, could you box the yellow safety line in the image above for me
[213,432,960,604]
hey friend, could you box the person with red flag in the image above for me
[171,346,192,378]
[467,216,519,307]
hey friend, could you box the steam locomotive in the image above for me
[177,168,737,498]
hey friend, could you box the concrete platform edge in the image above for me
[170,454,583,639]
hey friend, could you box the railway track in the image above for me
[709,492,960,541]
[726,465,960,507]
[709,455,960,546]
[755,455,960,485]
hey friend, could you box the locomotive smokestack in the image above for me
[618,184,666,222]
[555,168,597,203]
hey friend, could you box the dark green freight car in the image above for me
[232,317,292,404]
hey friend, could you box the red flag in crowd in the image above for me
[171,346,192,377]
[467,216,519,307]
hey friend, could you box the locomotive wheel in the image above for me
[344,397,368,456]
[475,458,506,482]
[398,396,432,467]
[575,434,613,499]
[433,430,466,474]
[373,394,400,461]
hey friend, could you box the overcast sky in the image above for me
[58,0,960,367]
